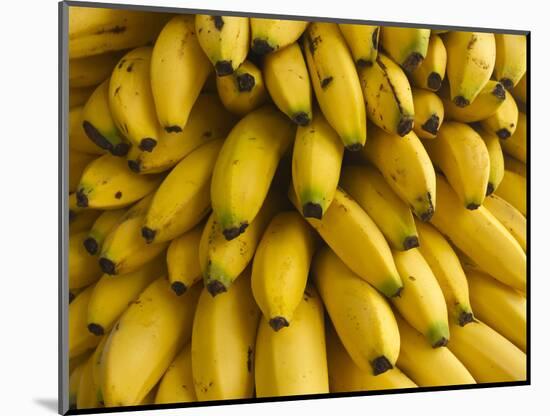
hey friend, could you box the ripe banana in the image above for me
[69,201,100,235]
[442,80,506,122]
[447,320,527,382]
[69,150,96,193]
[69,106,106,155]
[263,42,312,125]
[151,15,213,133]
[142,139,222,244]
[292,110,344,219]
[91,335,108,405]
[395,314,475,386]
[339,24,379,67]
[494,170,527,216]
[211,105,295,240]
[87,256,165,336]
[380,27,430,72]
[101,278,201,406]
[195,15,249,76]
[69,361,86,409]
[511,73,527,104]
[415,220,474,325]
[504,154,527,177]
[77,355,101,409]
[359,53,415,137]
[303,22,366,150]
[501,111,526,163]
[83,208,126,256]
[412,87,444,139]
[429,175,526,292]
[69,231,103,289]
[313,247,399,375]
[423,121,490,209]
[411,34,447,91]
[340,165,419,251]
[69,285,101,358]
[216,60,268,116]
[250,18,308,54]
[166,225,203,295]
[255,285,329,397]
[362,125,436,221]
[155,343,196,404]
[70,86,96,109]
[69,51,123,88]
[483,194,526,251]
[441,31,496,107]
[477,128,504,195]
[191,270,260,401]
[467,270,526,351]
[480,88,519,139]
[494,34,527,90]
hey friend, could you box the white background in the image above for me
[0,0,545,414]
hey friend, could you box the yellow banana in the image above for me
[313,247,400,374]
[511,73,527,104]
[483,194,526,251]
[380,27,430,72]
[412,87,444,139]
[69,51,123,88]
[494,170,527,216]
[166,225,203,295]
[69,106,106,155]
[151,15,213,133]
[83,208,126,256]
[339,24,379,67]
[395,314,475,386]
[415,220,474,325]
[250,18,309,54]
[70,86,95,109]
[477,128,505,195]
[195,15,249,76]
[91,335,108,405]
[304,22,366,150]
[69,231,103,290]
[447,320,527,383]
[494,34,527,90]
[69,361,86,409]
[430,175,526,292]
[467,270,526,352]
[411,34,447,91]
[211,105,295,240]
[69,205,100,236]
[480,88,519,139]
[359,53,415,137]
[362,125,436,221]
[442,80,506,122]
[69,285,101,358]
[441,31,496,107]
[340,165,419,251]
[255,285,329,397]
[504,154,527,177]
[77,355,101,409]
[155,343,196,404]
[423,121,490,209]
[69,150,96,193]
[263,42,312,125]
[501,111,526,163]
[292,110,344,219]
[191,270,260,401]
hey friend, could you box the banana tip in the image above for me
[372,356,393,375]
[269,317,290,332]
[141,227,156,244]
[251,38,274,55]
[302,202,323,220]
[432,337,449,348]
[75,190,88,208]
[427,72,442,91]
[138,138,157,152]
[112,142,130,157]
[215,61,234,77]
[403,236,420,250]
[206,280,227,297]
[492,83,506,100]
[486,183,495,196]
[83,237,99,255]
[496,128,511,140]
[222,223,248,241]
[292,112,311,126]
[397,117,414,137]
[499,78,514,91]
[453,96,470,108]
[402,52,424,73]
[127,159,141,173]
[99,257,116,275]
[458,311,474,326]
[236,73,255,92]
[421,115,440,136]
[466,203,480,210]
[171,281,187,296]
[87,323,105,336]
[164,125,183,133]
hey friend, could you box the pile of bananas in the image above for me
[67,6,528,410]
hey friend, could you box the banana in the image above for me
[100,278,201,406]
[77,355,101,409]
[340,165,418,251]
[70,231,103,289]
[69,285,101,358]
[251,211,316,330]
[494,34,527,90]
[155,343,196,404]
[127,94,236,174]
[442,80,506,122]
[91,335,108,405]
[494,170,527,216]
[504,154,527,177]
[441,31,496,107]
[69,51,123,88]
[362,125,436,221]
[151,15,213,133]
[82,80,129,156]
[511,73,527,104]
[69,150,96,193]
[339,24,380,67]
[195,15,249,76]
[303,22,366,150]
[191,270,260,401]
[76,154,162,209]
[211,105,295,240]
[69,200,101,235]
[263,42,312,125]
[477,128,505,195]
[83,208,126,256]
[255,285,329,397]
[412,88,444,139]
[359,53,415,137]
[290,187,402,297]
[142,139,222,244]
[70,86,96,109]
[250,18,309,54]
[109,47,160,152]
[166,225,203,295]
[501,111,526,163]
[69,106,106,155]
[69,361,86,409]
[380,27,431,72]
[483,194,526,251]
[415,220,474,325]
[87,256,165,336]
[429,175,526,292]
[326,322,416,392]
[395,314,475,386]
[292,110,344,219]
[411,34,447,91]
[423,121,490,209]
[467,270,526,351]
[480,89,519,139]
[313,247,400,374]
[216,60,268,116]
[447,320,527,382]
[200,191,284,296]
[391,248,450,347]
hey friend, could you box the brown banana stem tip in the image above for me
[499,78,514,91]
[433,337,449,348]
[458,311,475,326]
[252,38,274,55]
[127,159,141,173]
[141,227,156,244]
[427,72,442,91]
[345,142,363,152]
[372,356,393,375]
[453,96,470,108]
[496,128,511,140]
[402,53,424,73]
[112,142,130,157]
[292,112,311,126]
[171,281,187,296]
[99,257,116,275]
[269,317,290,332]
[222,223,248,241]
[215,61,234,77]
[206,280,227,297]
[164,125,183,133]
[83,237,99,255]
[403,236,420,250]
[75,189,88,208]
[302,202,323,220]
[486,182,495,196]
[138,138,157,152]
[87,323,105,336]
[466,203,480,210]
[397,117,414,137]
[492,83,506,100]
[236,73,255,92]
[421,115,440,135]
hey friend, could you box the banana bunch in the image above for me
[67,7,528,411]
